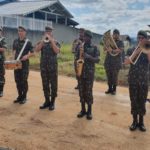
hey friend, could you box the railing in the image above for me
[0,15,53,31]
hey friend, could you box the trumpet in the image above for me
[43,36,50,43]
[129,39,150,64]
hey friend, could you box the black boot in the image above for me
[111,85,116,95]
[14,89,22,103]
[139,115,146,132]
[0,84,4,97]
[86,104,92,120]
[49,96,55,111]
[129,114,138,131]
[19,92,27,104]
[40,96,51,109]
[77,102,86,118]
[105,84,112,94]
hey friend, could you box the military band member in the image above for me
[77,30,100,120]
[104,29,124,95]
[72,28,84,89]
[13,26,34,104]
[0,27,7,97]
[35,26,60,110]
[124,31,150,132]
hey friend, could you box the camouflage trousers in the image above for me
[129,84,148,116]
[41,68,58,99]
[14,64,29,98]
[105,68,120,85]
[0,61,5,91]
[78,77,94,105]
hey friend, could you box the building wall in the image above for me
[3,23,102,49]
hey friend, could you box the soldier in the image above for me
[13,26,34,104]
[0,27,7,97]
[35,26,60,110]
[77,30,100,120]
[104,29,124,95]
[72,28,84,89]
[124,30,150,132]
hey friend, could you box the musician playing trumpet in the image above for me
[35,26,60,111]
[76,30,100,120]
[124,31,150,132]
[0,27,7,97]
[104,29,124,95]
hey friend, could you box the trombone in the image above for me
[129,39,150,65]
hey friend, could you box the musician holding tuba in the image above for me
[0,27,7,97]
[124,30,150,132]
[104,29,124,95]
[76,30,100,120]
[35,26,60,111]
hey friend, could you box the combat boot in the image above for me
[111,85,116,95]
[138,115,146,132]
[49,96,55,111]
[14,96,22,103]
[86,104,92,120]
[77,102,86,118]
[129,114,138,131]
[19,93,27,104]
[40,96,51,109]
[0,84,4,97]
[105,84,112,94]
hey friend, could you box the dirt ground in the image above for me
[0,70,150,150]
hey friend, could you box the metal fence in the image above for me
[0,15,52,31]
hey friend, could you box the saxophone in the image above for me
[76,42,84,77]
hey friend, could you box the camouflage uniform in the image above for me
[0,37,7,93]
[13,38,33,99]
[40,41,60,101]
[104,40,124,91]
[127,48,149,116]
[77,43,100,105]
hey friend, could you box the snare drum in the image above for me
[4,60,22,70]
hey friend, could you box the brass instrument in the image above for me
[76,42,84,77]
[43,35,50,43]
[129,39,150,65]
[103,30,119,56]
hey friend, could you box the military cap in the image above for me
[18,26,26,31]
[84,30,93,38]
[137,30,147,39]
[0,27,2,31]
[45,26,54,31]
[113,29,120,35]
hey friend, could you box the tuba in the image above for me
[76,42,84,77]
[129,39,150,65]
[103,30,119,56]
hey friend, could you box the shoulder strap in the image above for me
[16,39,29,61]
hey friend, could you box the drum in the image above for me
[4,60,22,70]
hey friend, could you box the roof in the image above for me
[0,0,73,18]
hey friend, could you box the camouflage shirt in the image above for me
[126,47,149,85]
[104,39,124,70]
[0,37,7,61]
[77,42,100,79]
[40,41,60,71]
[13,38,33,61]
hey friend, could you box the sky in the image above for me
[5,0,150,37]
[60,0,150,37]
